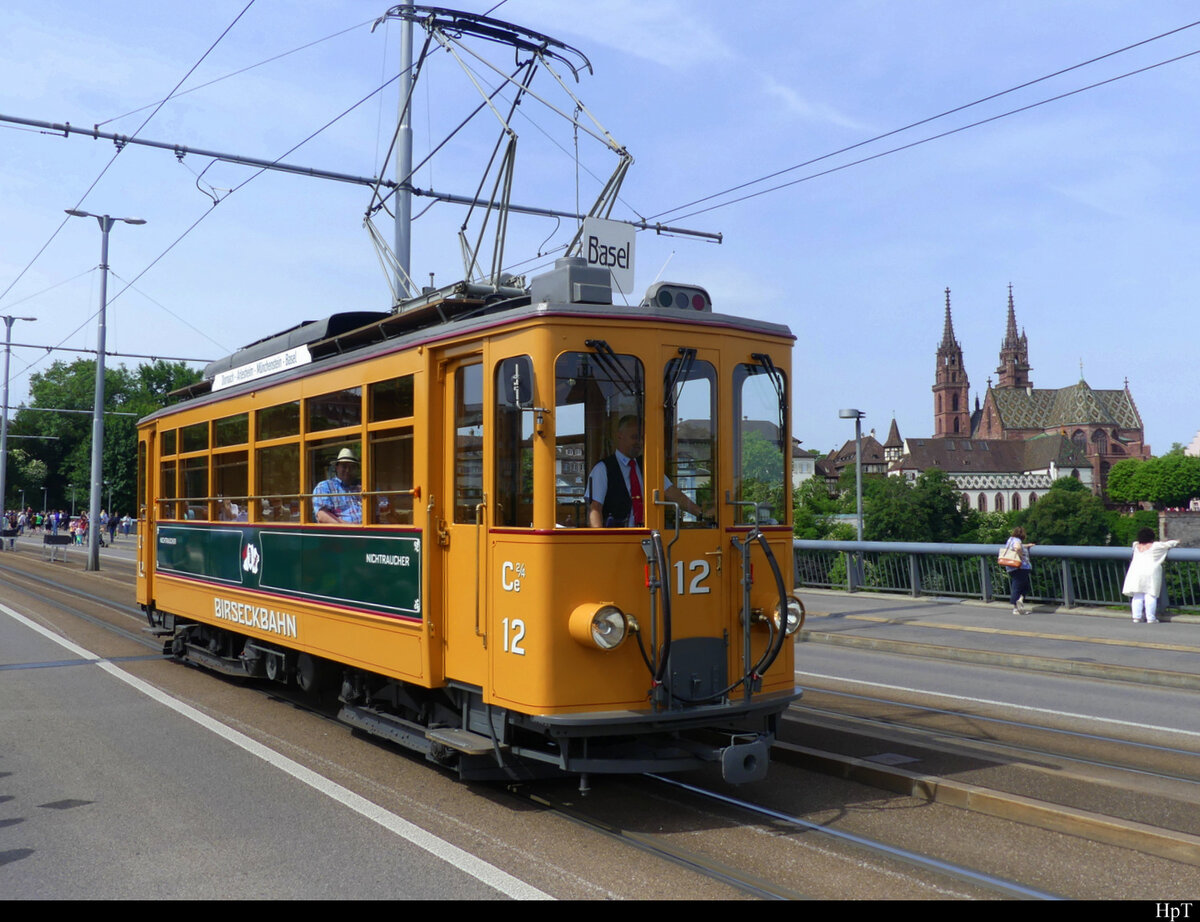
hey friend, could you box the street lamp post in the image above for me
[66,209,146,571]
[41,485,47,515]
[0,314,36,514]
[838,408,865,589]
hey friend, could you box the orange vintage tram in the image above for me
[136,260,800,784]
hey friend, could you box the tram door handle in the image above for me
[436,518,450,546]
[705,548,723,574]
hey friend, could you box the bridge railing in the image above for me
[793,539,1200,612]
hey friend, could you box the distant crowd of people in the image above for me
[1,507,133,549]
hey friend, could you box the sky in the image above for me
[2,1,1198,456]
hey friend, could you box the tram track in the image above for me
[778,686,1200,868]
[0,556,155,650]
[793,688,1200,787]
[642,773,1059,900]
[5,553,1200,897]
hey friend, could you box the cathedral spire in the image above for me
[996,284,1032,389]
[940,287,957,348]
[1003,283,1019,348]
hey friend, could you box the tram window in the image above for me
[181,422,208,453]
[733,362,788,525]
[309,437,364,524]
[370,429,414,525]
[308,387,363,433]
[214,412,248,447]
[495,357,534,528]
[453,364,484,524]
[161,428,176,456]
[256,443,300,522]
[257,401,300,441]
[369,375,414,422]
[554,350,644,527]
[181,456,209,521]
[664,357,716,529]
[214,451,249,521]
[159,459,177,519]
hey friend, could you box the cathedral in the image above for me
[930,287,1149,496]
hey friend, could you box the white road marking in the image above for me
[2,601,551,900]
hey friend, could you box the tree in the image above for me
[1106,458,1142,505]
[860,470,970,543]
[1017,478,1108,545]
[1106,508,1158,547]
[8,359,200,513]
[960,509,1020,544]
[911,469,969,543]
[793,475,842,540]
[1104,454,1200,509]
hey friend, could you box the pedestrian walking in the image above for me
[1002,526,1034,615]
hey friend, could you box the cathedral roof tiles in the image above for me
[988,382,1141,430]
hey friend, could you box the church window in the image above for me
[1029,493,1037,504]
[994,493,1004,512]
[1011,493,1021,511]
[1071,430,1087,453]
[977,494,987,512]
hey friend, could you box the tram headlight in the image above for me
[774,597,805,636]
[569,602,629,651]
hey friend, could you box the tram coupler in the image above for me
[719,735,770,785]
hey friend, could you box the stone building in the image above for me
[892,433,1092,513]
[932,286,1149,496]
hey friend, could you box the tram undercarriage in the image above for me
[149,611,788,786]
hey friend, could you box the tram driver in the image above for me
[586,415,704,527]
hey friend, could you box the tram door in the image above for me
[660,346,726,637]
[136,430,155,609]
[436,357,489,688]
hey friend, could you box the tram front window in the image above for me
[555,350,644,527]
[734,361,788,525]
[664,355,716,529]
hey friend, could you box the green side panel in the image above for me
[155,524,422,618]
[156,525,246,584]
[258,530,421,616]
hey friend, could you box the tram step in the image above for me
[426,727,505,756]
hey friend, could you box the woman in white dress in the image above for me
[1122,527,1180,624]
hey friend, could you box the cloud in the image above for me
[756,72,872,132]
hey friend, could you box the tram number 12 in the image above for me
[674,560,711,595]
[501,618,526,655]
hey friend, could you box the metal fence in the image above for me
[793,539,1200,612]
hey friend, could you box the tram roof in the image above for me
[142,295,794,425]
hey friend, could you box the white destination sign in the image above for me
[212,345,312,391]
[582,216,636,297]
